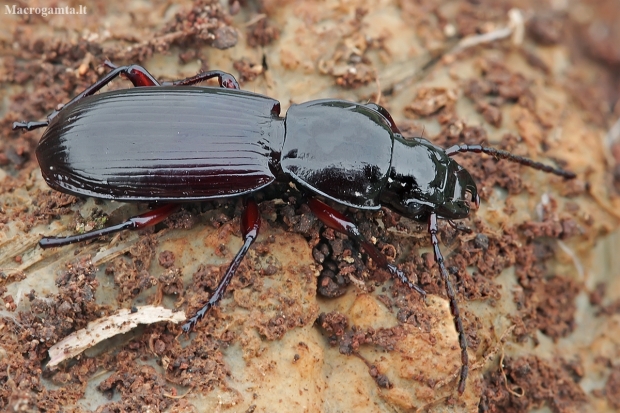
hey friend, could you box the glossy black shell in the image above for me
[282,100,393,209]
[36,85,477,223]
[36,87,284,201]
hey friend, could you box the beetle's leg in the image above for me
[101,60,161,87]
[162,71,240,89]
[13,62,160,131]
[38,204,179,249]
[307,198,426,298]
[445,143,576,179]
[428,212,468,394]
[11,121,50,131]
[364,103,401,134]
[182,198,260,333]
[58,63,159,106]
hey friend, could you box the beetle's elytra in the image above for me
[14,61,576,394]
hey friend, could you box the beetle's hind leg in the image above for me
[428,212,468,394]
[13,62,161,131]
[162,70,240,90]
[182,198,260,332]
[101,60,161,87]
[307,198,426,298]
[38,204,179,249]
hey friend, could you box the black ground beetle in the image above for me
[14,61,576,394]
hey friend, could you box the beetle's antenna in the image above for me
[445,143,576,179]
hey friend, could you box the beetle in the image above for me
[13,61,576,394]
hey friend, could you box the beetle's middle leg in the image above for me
[38,204,179,249]
[307,198,426,298]
[182,197,260,333]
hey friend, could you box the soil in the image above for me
[1,0,619,412]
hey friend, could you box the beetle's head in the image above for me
[439,159,480,219]
[380,136,479,222]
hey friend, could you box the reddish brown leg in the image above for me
[428,212,468,394]
[307,198,426,298]
[182,198,260,333]
[13,62,161,131]
[38,204,179,249]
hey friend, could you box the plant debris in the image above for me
[48,305,185,367]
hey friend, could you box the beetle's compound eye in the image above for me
[407,201,424,216]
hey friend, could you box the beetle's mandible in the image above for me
[14,61,576,395]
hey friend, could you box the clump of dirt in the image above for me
[233,57,264,83]
[25,256,109,340]
[463,59,537,128]
[316,7,385,89]
[247,18,280,47]
[97,365,176,411]
[317,311,407,389]
[105,235,158,303]
[95,322,227,409]
[602,366,620,410]
[513,274,581,341]
[405,87,458,118]
[480,356,586,413]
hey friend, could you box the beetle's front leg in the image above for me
[38,204,179,248]
[428,212,468,394]
[307,198,426,298]
[182,197,260,332]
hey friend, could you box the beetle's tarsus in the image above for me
[103,60,118,69]
[166,70,240,89]
[13,121,49,131]
[386,264,427,298]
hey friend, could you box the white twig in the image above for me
[48,306,185,367]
